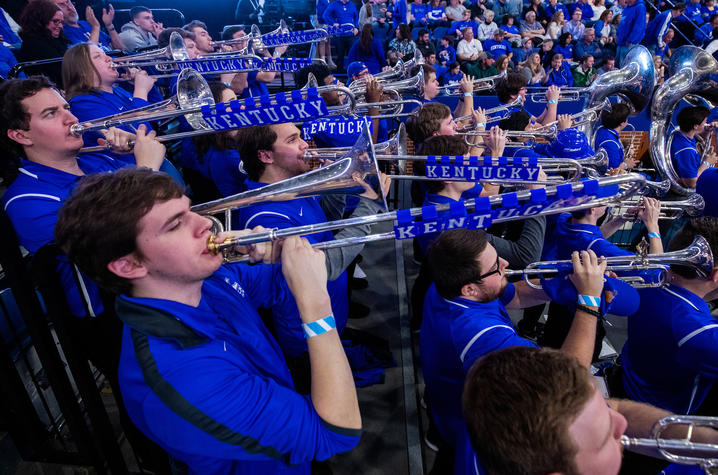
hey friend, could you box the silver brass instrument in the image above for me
[459,124,559,148]
[622,415,718,473]
[453,97,526,130]
[437,71,506,96]
[202,173,651,261]
[614,193,705,221]
[504,235,713,289]
[651,45,718,195]
[195,120,388,237]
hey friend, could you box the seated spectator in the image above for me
[539,37,555,66]
[410,0,430,27]
[494,54,510,75]
[425,51,447,78]
[569,0,594,22]
[17,0,69,86]
[704,0,718,23]
[594,9,615,46]
[520,11,545,39]
[523,0,547,26]
[445,0,468,22]
[563,8,585,40]
[572,54,597,86]
[415,28,436,58]
[358,0,374,28]
[483,28,512,60]
[438,35,457,65]
[426,0,448,26]
[493,0,523,24]
[500,14,521,46]
[543,52,573,86]
[466,51,498,78]
[477,9,499,41]
[347,23,387,74]
[591,0,607,20]
[683,0,705,25]
[441,61,463,85]
[456,26,483,66]
[513,36,535,63]
[118,6,159,52]
[388,23,416,59]
[450,9,479,39]
[520,51,546,85]
[654,54,667,85]
[0,6,22,49]
[696,13,718,46]
[554,32,575,61]
[598,54,615,73]
[54,0,123,51]
[643,2,685,51]
[544,0,569,24]
[575,27,604,61]
[654,28,674,61]
[546,10,566,40]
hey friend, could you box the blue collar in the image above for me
[661,284,709,313]
[18,155,113,186]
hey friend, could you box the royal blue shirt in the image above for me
[569,1,594,21]
[234,180,349,357]
[427,6,446,22]
[346,38,387,73]
[393,0,408,28]
[438,45,457,65]
[544,3,569,20]
[2,154,123,316]
[441,69,463,85]
[685,2,705,25]
[616,0,647,46]
[621,284,718,413]
[243,71,270,98]
[63,21,112,50]
[482,38,512,58]
[420,282,525,447]
[69,87,153,149]
[411,3,430,22]
[671,131,700,179]
[594,127,624,171]
[116,264,360,474]
[544,63,574,87]
[323,0,359,29]
[546,213,633,261]
[181,143,247,197]
[554,43,574,60]
[0,43,18,78]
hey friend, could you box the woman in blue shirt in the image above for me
[347,23,387,73]
[62,42,159,150]
[554,31,575,60]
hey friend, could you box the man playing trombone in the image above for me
[53,167,363,474]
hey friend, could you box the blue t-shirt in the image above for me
[195,145,247,197]
[116,264,360,474]
[554,43,574,60]
[243,70,270,98]
[482,38,511,58]
[63,21,112,50]
[594,127,624,171]
[670,131,700,179]
[2,154,123,316]
[234,180,349,357]
[420,282,526,447]
[438,45,457,65]
[621,284,718,414]
[411,3,430,22]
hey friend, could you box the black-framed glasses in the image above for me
[477,254,502,281]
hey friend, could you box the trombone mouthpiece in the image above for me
[207,234,233,255]
[69,123,84,137]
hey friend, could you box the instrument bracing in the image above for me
[622,415,718,474]
[204,173,650,262]
[504,235,713,288]
[650,45,718,195]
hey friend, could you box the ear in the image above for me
[7,129,32,147]
[460,282,481,299]
[710,267,718,284]
[257,149,273,165]
[107,253,147,280]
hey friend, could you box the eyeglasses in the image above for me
[477,254,502,281]
[50,19,63,25]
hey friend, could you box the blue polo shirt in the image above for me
[594,127,624,171]
[182,144,247,198]
[63,21,112,50]
[69,87,153,149]
[234,180,349,357]
[242,71,270,98]
[116,264,360,474]
[420,282,526,447]
[621,284,718,413]
[2,154,123,316]
[671,131,701,179]
[546,213,633,261]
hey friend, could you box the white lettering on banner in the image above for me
[204,99,329,130]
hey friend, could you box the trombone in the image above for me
[458,124,559,148]
[201,173,651,261]
[504,235,714,289]
[612,193,705,221]
[622,415,718,472]
[454,96,525,132]
[437,71,506,96]
[533,99,612,133]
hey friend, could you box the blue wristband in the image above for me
[302,315,336,338]
[648,231,661,239]
[577,294,601,307]
[463,92,473,97]
[548,99,558,104]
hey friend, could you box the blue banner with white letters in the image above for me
[261,30,328,46]
[153,56,264,75]
[422,155,541,181]
[200,88,329,130]
[392,179,608,239]
[261,57,315,72]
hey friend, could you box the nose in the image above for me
[499,257,509,272]
[299,138,309,150]
[612,410,628,440]
[195,213,214,236]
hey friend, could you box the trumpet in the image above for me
[525,89,582,103]
[622,415,718,472]
[613,193,705,221]
[504,235,713,289]
[457,124,559,148]
[437,71,506,96]
[533,99,612,133]
[454,96,526,132]
[350,66,425,100]
[201,173,650,262]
